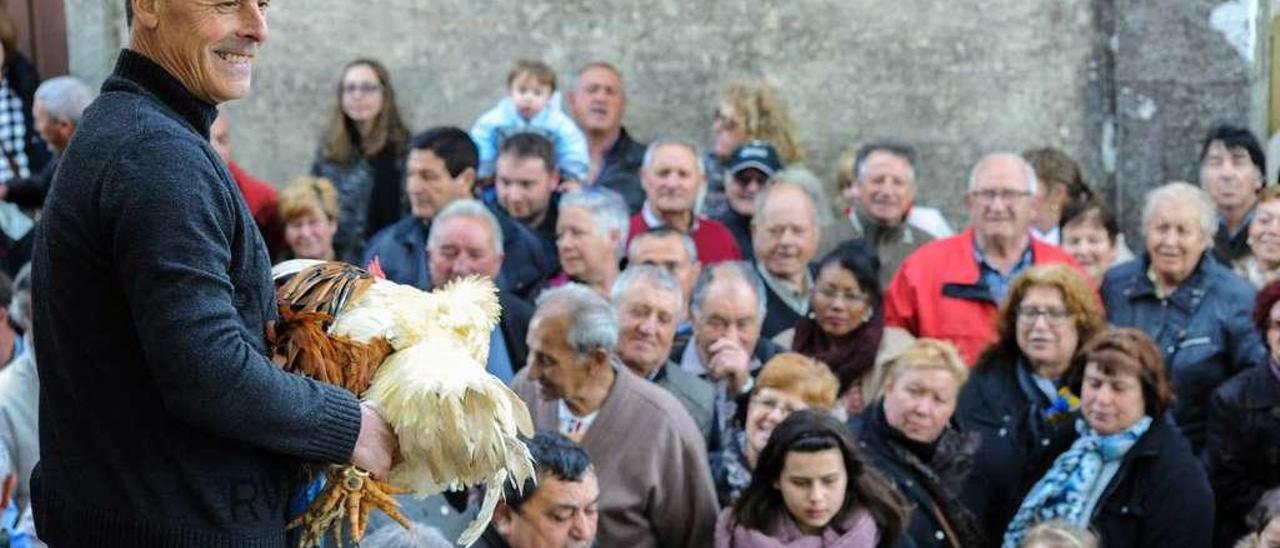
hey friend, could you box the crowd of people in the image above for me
[3,2,1280,547]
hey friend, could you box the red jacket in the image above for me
[884,227,1084,365]
[227,161,283,258]
[628,209,741,264]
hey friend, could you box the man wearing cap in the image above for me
[1198,125,1267,264]
[712,141,782,262]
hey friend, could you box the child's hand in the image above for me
[558,179,583,194]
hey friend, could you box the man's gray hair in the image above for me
[34,76,95,125]
[535,283,619,355]
[572,61,624,90]
[690,261,766,324]
[966,152,1039,195]
[854,140,918,182]
[1141,181,1217,243]
[9,262,30,333]
[751,180,818,229]
[774,166,835,227]
[642,137,707,178]
[560,188,630,259]
[627,226,699,265]
[427,199,504,254]
[611,264,686,319]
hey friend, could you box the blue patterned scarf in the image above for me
[1001,415,1153,548]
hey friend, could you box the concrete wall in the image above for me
[64,1,1265,236]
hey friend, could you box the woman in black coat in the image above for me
[852,339,984,548]
[1004,328,1214,548]
[1208,280,1280,547]
[956,264,1105,545]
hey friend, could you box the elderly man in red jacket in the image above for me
[884,152,1084,365]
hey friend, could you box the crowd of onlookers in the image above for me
[5,15,1280,546]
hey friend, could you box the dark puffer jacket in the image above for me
[1102,254,1267,452]
[955,356,1078,547]
[1208,364,1280,547]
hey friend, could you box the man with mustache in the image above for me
[884,153,1084,365]
[1198,124,1267,264]
[566,62,647,214]
[846,141,938,287]
[30,1,396,543]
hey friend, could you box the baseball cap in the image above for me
[725,140,782,178]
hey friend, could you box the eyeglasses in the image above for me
[970,189,1031,203]
[816,285,869,305]
[732,170,769,187]
[342,82,383,96]
[1015,306,1073,324]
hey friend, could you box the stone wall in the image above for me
[64,1,1266,237]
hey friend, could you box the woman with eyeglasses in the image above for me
[1003,328,1213,548]
[775,241,915,417]
[954,265,1106,547]
[851,338,985,548]
[710,352,839,507]
[1102,182,1267,454]
[704,81,804,217]
[311,58,411,263]
[714,409,909,547]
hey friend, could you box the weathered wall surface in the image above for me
[64,1,1265,235]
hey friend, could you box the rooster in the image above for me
[270,259,535,546]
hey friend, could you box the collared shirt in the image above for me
[556,399,600,438]
[1218,209,1255,241]
[972,235,1034,303]
[756,263,811,316]
[641,201,699,233]
[1030,225,1061,246]
[485,327,514,385]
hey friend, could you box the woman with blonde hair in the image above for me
[852,339,984,548]
[276,176,340,262]
[711,352,839,506]
[705,82,805,216]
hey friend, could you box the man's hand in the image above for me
[705,337,751,395]
[351,403,398,478]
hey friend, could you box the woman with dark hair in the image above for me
[1058,199,1132,285]
[1209,279,1280,547]
[775,240,915,415]
[716,409,908,548]
[311,58,411,263]
[0,10,48,182]
[1023,147,1092,246]
[1003,328,1213,548]
[956,264,1105,545]
[853,338,985,548]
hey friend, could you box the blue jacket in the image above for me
[362,206,556,300]
[469,95,590,181]
[1102,254,1266,452]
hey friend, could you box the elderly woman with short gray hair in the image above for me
[1101,181,1267,453]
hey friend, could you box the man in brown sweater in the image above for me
[513,284,718,547]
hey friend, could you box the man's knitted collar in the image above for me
[108,49,219,139]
